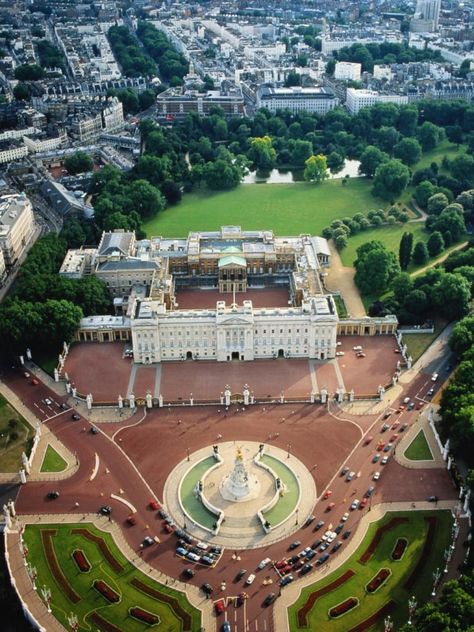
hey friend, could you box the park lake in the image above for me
[242,159,361,184]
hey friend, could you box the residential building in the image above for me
[0,247,6,285]
[411,0,442,32]
[0,193,35,267]
[156,84,245,118]
[334,61,362,81]
[256,86,339,115]
[345,88,408,114]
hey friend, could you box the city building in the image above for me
[0,193,35,267]
[411,0,442,32]
[256,86,339,115]
[0,247,6,285]
[156,84,245,118]
[334,61,362,81]
[71,227,398,361]
[345,88,409,114]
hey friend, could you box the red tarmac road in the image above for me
[6,365,457,631]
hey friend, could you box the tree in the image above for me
[291,140,313,166]
[13,83,30,100]
[434,273,471,320]
[64,151,94,175]
[327,151,345,173]
[284,71,301,87]
[335,234,348,250]
[373,126,399,153]
[248,136,276,172]
[412,241,429,265]
[354,241,400,294]
[358,146,389,177]
[427,192,449,215]
[393,137,422,166]
[427,231,445,257]
[397,106,418,136]
[303,154,328,184]
[160,180,182,205]
[14,64,45,80]
[414,181,436,209]
[399,232,414,270]
[431,208,466,242]
[392,272,413,302]
[203,159,243,190]
[417,121,443,151]
[129,180,165,218]
[450,315,474,356]
[372,159,410,200]
[450,153,474,185]
[39,299,83,346]
[455,265,474,295]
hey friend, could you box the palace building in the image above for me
[64,227,397,363]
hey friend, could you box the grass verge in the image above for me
[40,444,67,472]
[404,430,433,461]
[0,393,32,472]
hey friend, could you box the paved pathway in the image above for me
[395,409,445,470]
[324,240,366,318]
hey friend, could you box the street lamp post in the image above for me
[384,615,394,632]
[408,595,417,625]
[27,563,37,590]
[432,567,441,596]
[67,612,79,632]
[444,547,452,573]
[186,447,190,462]
[41,585,52,613]
[287,443,291,459]
[295,507,299,526]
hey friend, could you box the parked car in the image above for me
[71,413,80,421]
[381,456,389,465]
[43,398,52,406]
[359,498,368,509]
[341,512,350,521]
[364,436,373,445]
[317,553,330,565]
[288,555,299,565]
[214,599,225,615]
[99,505,112,515]
[202,583,213,595]
[346,471,355,481]
[372,454,380,463]
[305,514,315,526]
[142,536,155,547]
[373,472,381,480]
[280,575,294,587]
[299,563,313,575]
[323,490,332,499]
[341,466,350,476]
[350,499,360,510]
[176,547,188,556]
[47,491,59,499]
[235,569,247,581]
[126,514,137,525]
[365,486,375,497]
[148,499,160,511]
[342,530,352,540]
[311,539,322,550]
[383,443,393,452]
[90,426,99,434]
[326,502,335,512]
[201,556,214,566]
[222,621,231,632]
[314,520,325,531]
[258,557,271,570]
[245,574,255,585]
[31,378,39,385]
[399,423,408,432]
[187,552,200,562]
[407,402,415,411]
[289,540,301,550]
[263,593,276,607]
[332,542,342,552]
[305,550,316,560]
[432,373,438,381]
[381,423,390,432]
[183,568,195,578]
[196,541,208,551]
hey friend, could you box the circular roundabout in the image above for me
[163,441,317,549]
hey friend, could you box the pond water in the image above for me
[242,159,361,184]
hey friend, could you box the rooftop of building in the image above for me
[98,230,135,257]
[0,193,31,234]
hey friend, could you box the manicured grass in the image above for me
[402,321,447,363]
[261,455,299,527]
[23,523,201,632]
[340,223,429,268]
[415,140,463,171]
[333,295,349,319]
[143,179,384,237]
[404,430,433,461]
[0,393,32,472]
[40,444,67,472]
[288,510,452,631]
[180,456,218,529]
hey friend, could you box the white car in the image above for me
[381,456,389,465]
[336,351,345,357]
[196,541,208,550]
[346,471,355,481]
[353,346,363,351]
[326,532,336,543]
[341,512,350,522]
[373,472,381,481]
[258,557,271,569]
[44,398,53,406]
[187,552,200,562]
[246,574,255,585]
[431,373,438,382]
[350,499,360,510]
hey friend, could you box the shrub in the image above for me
[366,568,391,593]
[130,607,160,625]
[93,579,120,603]
[329,597,359,618]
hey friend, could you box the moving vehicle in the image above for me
[314,520,325,531]
[71,413,80,421]
[201,583,213,595]
[432,373,438,381]
[99,506,112,515]
[47,491,59,499]
[126,514,137,525]
[183,568,195,578]
[323,490,332,499]
[280,575,294,586]
[289,540,301,550]
[258,557,271,569]
[245,574,255,585]
[142,536,155,547]
[263,593,276,607]
[235,569,247,581]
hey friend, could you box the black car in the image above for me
[183,568,195,579]
[288,540,301,550]
[317,553,330,565]
[143,536,154,547]
[342,530,352,540]
[47,491,59,499]
[332,542,342,552]
[428,495,439,502]
[90,426,99,434]
[71,413,80,421]
[305,550,316,560]
[235,569,247,581]
[210,545,222,554]
[59,403,68,410]
[202,583,213,595]
[263,593,276,607]
[311,539,322,550]
[158,508,169,519]
[288,555,299,565]
[313,520,325,531]
[99,505,112,515]
[299,562,313,576]
[334,524,344,535]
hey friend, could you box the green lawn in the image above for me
[23,523,201,632]
[288,510,452,631]
[40,444,67,472]
[0,393,32,472]
[180,456,218,529]
[143,178,384,237]
[261,455,299,527]
[404,430,434,461]
[415,140,463,171]
[403,321,447,363]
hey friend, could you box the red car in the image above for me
[31,378,39,385]
[275,559,288,569]
[326,502,336,512]
[391,421,400,429]
[214,599,225,615]
[390,434,398,442]
[280,564,293,575]
[148,500,160,511]
[359,498,368,509]
[364,436,373,446]
[162,522,174,534]
[126,514,137,525]
[323,490,332,499]
[377,442,385,451]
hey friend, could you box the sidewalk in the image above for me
[394,408,445,470]
[7,513,213,632]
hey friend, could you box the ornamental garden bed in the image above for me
[131,578,192,631]
[93,579,120,603]
[89,612,122,632]
[404,516,437,590]
[297,570,355,627]
[130,607,160,626]
[392,537,408,561]
[41,529,80,604]
[365,568,391,594]
[72,549,91,572]
[359,517,408,564]
[347,600,396,632]
[329,597,359,619]
[71,528,123,572]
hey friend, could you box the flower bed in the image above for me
[72,549,91,572]
[93,579,120,603]
[404,516,437,590]
[392,537,408,561]
[131,578,192,631]
[366,568,391,593]
[347,600,396,632]
[329,597,359,619]
[71,528,123,572]
[89,612,122,632]
[359,517,408,564]
[130,607,160,626]
[297,570,355,627]
[41,529,80,604]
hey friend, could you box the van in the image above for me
[403,397,410,404]
[431,373,438,382]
